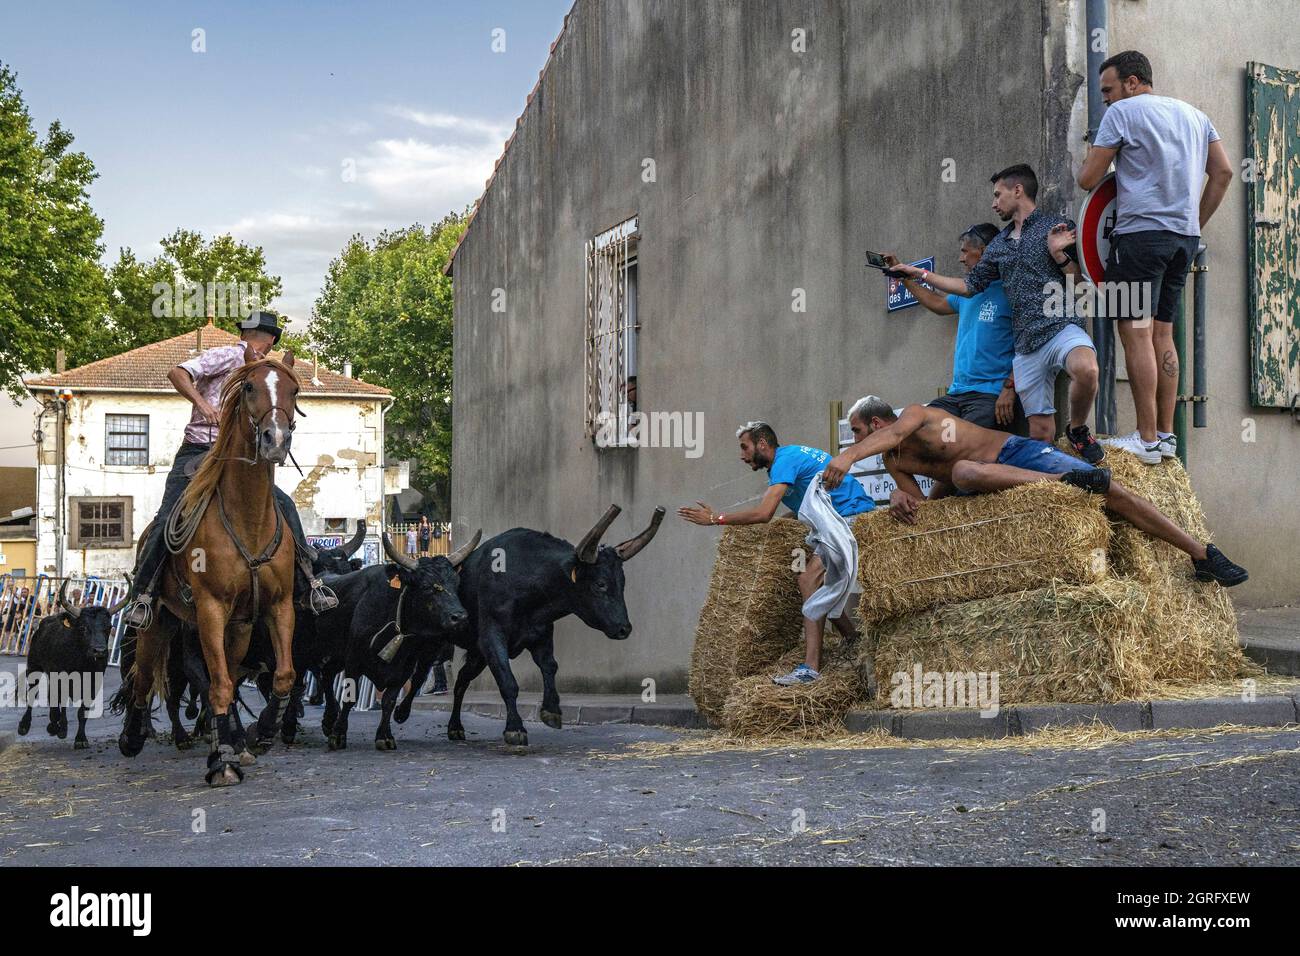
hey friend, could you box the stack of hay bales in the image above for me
[686,448,1247,735]
[859,449,1247,704]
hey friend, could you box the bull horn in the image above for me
[614,507,666,561]
[446,528,482,569]
[106,574,132,614]
[382,530,417,570]
[58,579,81,620]
[343,519,367,557]
[575,504,621,564]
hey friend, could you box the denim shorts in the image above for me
[996,435,1095,475]
[1011,323,1096,418]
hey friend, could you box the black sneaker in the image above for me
[1067,424,1106,465]
[1060,467,1111,494]
[1193,544,1249,587]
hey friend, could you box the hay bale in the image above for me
[687,519,811,724]
[862,578,1157,704]
[1097,448,1246,684]
[854,482,1109,625]
[721,644,866,739]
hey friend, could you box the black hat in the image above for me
[238,310,283,345]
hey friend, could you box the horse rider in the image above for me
[121,310,338,629]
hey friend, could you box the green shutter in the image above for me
[1246,61,1300,409]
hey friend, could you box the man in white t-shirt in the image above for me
[1077,49,1233,464]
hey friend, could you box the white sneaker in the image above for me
[1101,431,1162,465]
[772,664,821,686]
[1155,433,1178,459]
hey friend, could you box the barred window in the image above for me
[105,414,149,466]
[70,497,132,548]
[585,216,639,445]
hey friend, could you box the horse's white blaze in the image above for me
[262,370,289,454]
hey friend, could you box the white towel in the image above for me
[796,474,859,621]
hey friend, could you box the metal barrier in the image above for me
[0,573,130,658]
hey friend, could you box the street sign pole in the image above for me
[1078,173,1119,435]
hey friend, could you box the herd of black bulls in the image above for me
[16,505,664,785]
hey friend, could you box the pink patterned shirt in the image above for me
[177,344,247,445]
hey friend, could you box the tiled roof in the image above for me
[444,1,577,275]
[23,323,390,398]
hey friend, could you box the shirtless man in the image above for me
[821,396,1247,587]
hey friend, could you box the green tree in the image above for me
[76,229,283,365]
[307,213,465,518]
[0,63,108,398]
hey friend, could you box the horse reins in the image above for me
[215,484,285,625]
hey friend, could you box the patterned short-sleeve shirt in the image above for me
[964,209,1084,356]
[176,344,247,445]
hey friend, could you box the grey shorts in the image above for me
[1012,324,1096,418]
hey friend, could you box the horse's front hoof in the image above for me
[174,730,194,751]
[46,722,59,736]
[238,748,257,766]
[185,700,199,720]
[327,733,347,751]
[246,736,272,756]
[375,736,396,751]
[540,709,563,730]
[118,732,145,758]
[503,729,529,747]
[394,704,412,725]
[17,716,30,736]
[281,728,297,746]
[74,738,89,750]
[447,725,465,741]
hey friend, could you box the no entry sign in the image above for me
[1077,172,1117,286]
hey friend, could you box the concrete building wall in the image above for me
[34,391,386,575]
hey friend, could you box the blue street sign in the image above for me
[886,257,936,312]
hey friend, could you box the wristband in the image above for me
[716,514,726,525]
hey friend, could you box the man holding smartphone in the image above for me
[891,164,1105,465]
[881,223,1026,435]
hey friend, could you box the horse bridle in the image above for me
[214,373,306,476]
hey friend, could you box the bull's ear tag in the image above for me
[389,575,402,589]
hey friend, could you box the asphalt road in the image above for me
[2,667,1298,866]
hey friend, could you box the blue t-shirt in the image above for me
[768,445,875,517]
[946,281,1015,396]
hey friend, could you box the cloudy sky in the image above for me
[5,0,572,325]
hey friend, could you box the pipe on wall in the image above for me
[1085,0,1117,435]
[1193,244,1208,428]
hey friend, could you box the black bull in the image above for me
[19,579,128,748]
[398,504,665,747]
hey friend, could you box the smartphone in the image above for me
[865,250,907,278]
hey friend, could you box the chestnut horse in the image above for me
[118,344,301,785]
